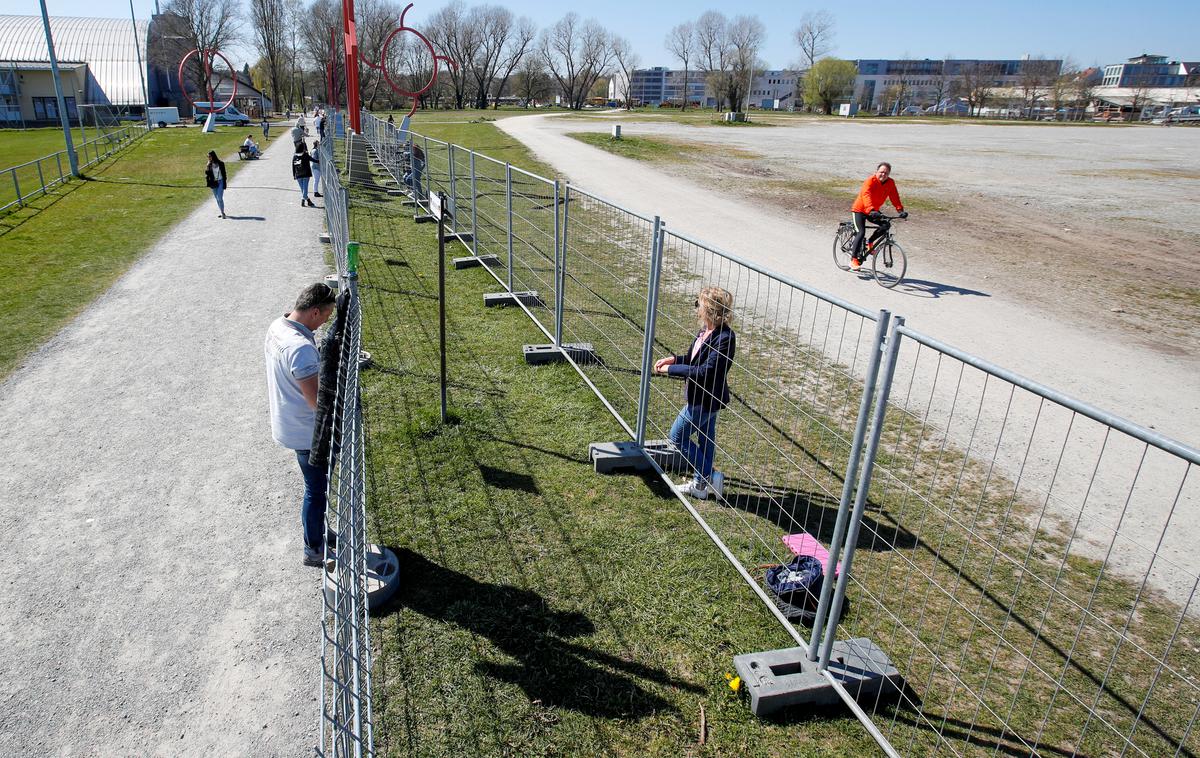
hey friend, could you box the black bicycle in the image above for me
[833,214,908,288]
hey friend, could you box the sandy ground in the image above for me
[0,135,327,754]
[499,113,1199,448]
[497,113,1200,605]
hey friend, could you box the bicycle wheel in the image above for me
[872,240,907,288]
[833,225,855,270]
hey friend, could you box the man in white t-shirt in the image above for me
[264,283,337,566]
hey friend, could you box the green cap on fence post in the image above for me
[347,241,360,275]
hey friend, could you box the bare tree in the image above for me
[464,5,510,109]
[929,57,959,115]
[665,22,696,110]
[490,16,536,108]
[694,11,726,109]
[355,0,402,109]
[1018,57,1060,118]
[427,1,480,109]
[1126,68,1155,121]
[513,55,551,106]
[611,35,638,110]
[283,0,305,110]
[154,0,242,108]
[794,10,835,70]
[960,61,998,116]
[1073,70,1097,121]
[248,0,287,112]
[722,15,765,112]
[539,13,615,110]
[299,0,342,108]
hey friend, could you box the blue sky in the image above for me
[15,0,1197,70]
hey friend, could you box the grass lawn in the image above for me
[0,126,270,379]
[350,114,1200,756]
[0,126,91,169]
[349,120,881,756]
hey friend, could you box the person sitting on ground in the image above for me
[263,282,338,566]
[653,287,737,501]
[242,134,260,157]
[849,161,907,270]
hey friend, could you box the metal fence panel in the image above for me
[317,124,376,758]
[352,111,1200,757]
[823,321,1200,756]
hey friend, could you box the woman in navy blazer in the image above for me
[654,287,736,500]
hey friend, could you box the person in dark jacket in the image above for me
[293,143,314,207]
[654,286,736,500]
[204,150,227,219]
[310,140,322,198]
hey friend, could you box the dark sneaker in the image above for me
[303,547,324,567]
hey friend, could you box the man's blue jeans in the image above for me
[669,405,720,484]
[296,449,333,552]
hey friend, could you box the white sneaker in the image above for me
[678,479,709,500]
[710,471,725,500]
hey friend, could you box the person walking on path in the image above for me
[292,143,314,207]
[264,283,338,566]
[310,140,323,199]
[261,116,270,140]
[290,118,306,150]
[654,286,737,501]
[205,150,227,219]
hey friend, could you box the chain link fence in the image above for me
[357,111,1200,756]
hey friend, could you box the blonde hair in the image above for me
[697,286,734,328]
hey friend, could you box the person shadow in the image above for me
[890,277,991,298]
[381,548,700,719]
[222,215,266,221]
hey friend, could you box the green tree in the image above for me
[803,57,856,114]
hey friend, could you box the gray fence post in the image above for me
[448,143,457,222]
[12,169,21,206]
[469,151,478,256]
[553,180,563,348]
[36,160,45,197]
[422,134,430,203]
[819,315,906,670]
[505,163,514,292]
[56,153,63,184]
[635,217,664,446]
[806,309,892,662]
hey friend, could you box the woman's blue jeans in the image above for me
[297,176,310,200]
[669,405,720,484]
[210,180,225,214]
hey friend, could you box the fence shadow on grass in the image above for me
[724,486,919,553]
[381,548,694,719]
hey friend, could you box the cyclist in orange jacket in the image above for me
[850,162,907,270]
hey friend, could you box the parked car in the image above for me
[191,102,251,126]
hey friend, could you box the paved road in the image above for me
[0,135,328,754]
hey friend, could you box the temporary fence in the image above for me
[316,132,376,757]
[356,111,1200,756]
[0,123,148,214]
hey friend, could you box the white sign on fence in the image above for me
[430,192,444,219]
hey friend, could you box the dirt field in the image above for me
[558,115,1200,357]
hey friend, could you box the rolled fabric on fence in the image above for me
[309,288,351,470]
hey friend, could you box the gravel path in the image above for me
[0,135,328,754]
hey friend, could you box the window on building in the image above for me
[33,96,76,121]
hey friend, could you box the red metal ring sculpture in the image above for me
[177,48,239,112]
[359,3,456,117]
